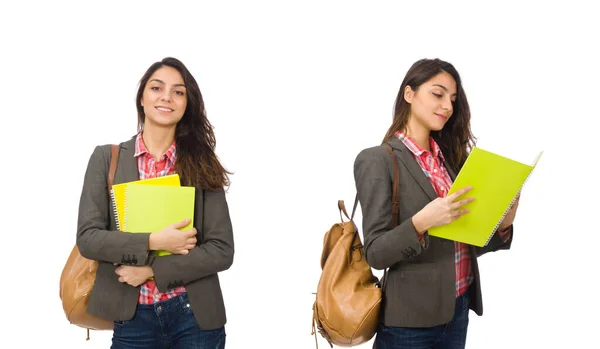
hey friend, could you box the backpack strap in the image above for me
[379,144,400,292]
[338,200,351,222]
[108,144,119,193]
[338,195,360,223]
[383,144,400,228]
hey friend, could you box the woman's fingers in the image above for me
[451,197,474,210]
[451,208,470,220]
[447,186,472,201]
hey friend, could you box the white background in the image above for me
[1,1,598,348]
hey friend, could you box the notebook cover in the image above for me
[123,184,196,256]
[110,174,181,231]
[428,147,542,247]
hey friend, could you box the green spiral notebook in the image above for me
[110,174,181,231]
[122,184,196,256]
[428,147,543,247]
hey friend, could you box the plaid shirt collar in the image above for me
[394,130,445,163]
[134,131,177,161]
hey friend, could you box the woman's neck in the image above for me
[141,124,176,160]
[405,119,431,151]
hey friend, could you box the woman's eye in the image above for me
[175,91,185,96]
[432,93,442,98]
[151,86,160,91]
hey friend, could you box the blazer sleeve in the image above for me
[76,145,151,265]
[151,187,234,291]
[354,146,425,270]
[475,225,513,257]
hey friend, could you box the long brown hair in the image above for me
[383,58,476,171]
[136,57,231,191]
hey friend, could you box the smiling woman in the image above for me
[140,66,188,128]
[75,57,234,349]
[135,57,231,191]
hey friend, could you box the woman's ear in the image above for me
[404,85,414,104]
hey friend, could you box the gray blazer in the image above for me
[353,139,512,328]
[76,137,234,330]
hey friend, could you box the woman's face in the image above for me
[140,66,188,128]
[405,71,457,132]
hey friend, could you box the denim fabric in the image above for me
[375,292,470,349]
[111,293,226,349]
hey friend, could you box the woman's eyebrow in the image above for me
[432,84,456,96]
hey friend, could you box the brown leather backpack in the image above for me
[59,145,119,339]
[312,144,399,348]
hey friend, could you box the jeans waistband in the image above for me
[136,292,189,311]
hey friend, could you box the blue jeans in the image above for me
[375,292,470,349]
[111,293,226,349]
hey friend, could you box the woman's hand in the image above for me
[149,218,197,255]
[412,186,474,234]
[114,265,154,287]
[498,195,520,231]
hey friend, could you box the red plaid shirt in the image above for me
[396,132,511,297]
[134,131,187,304]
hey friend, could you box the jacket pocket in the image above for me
[384,264,443,326]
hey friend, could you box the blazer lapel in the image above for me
[385,139,438,201]
[116,136,139,184]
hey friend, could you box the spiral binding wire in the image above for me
[485,168,535,246]
[110,188,122,231]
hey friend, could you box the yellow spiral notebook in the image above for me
[122,184,196,256]
[110,174,181,231]
[428,147,543,247]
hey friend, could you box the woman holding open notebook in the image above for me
[76,57,233,349]
[353,58,519,349]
